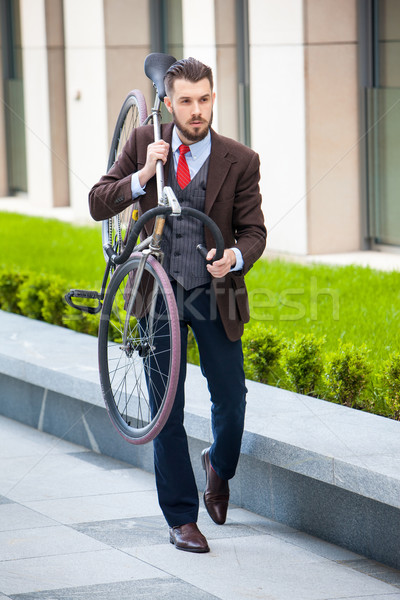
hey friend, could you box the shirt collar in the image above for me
[172,126,211,160]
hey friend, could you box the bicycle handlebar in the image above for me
[104,206,225,267]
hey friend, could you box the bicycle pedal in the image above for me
[70,289,101,300]
[65,289,103,314]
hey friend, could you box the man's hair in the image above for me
[164,57,213,96]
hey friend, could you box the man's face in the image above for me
[164,78,215,144]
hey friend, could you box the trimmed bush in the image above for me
[380,351,400,420]
[39,275,69,326]
[0,270,29,314]
[324,342,371,409]
[17,274,53,320]
[17,273,70,325]
[243,324,283,384]
[281,332,324,396]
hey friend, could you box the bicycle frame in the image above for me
[121,88,182,349]
[122,249,153,347]
[69,52,226,444]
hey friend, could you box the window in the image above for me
[364,0,400,247]
[0,0,27,194]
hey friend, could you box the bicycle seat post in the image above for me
[148,94,167,254]
[144,53,176,208]
[143,53,177,253]
[151,95,165,206]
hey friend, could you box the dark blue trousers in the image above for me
[152,282,247,527]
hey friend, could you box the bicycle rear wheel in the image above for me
[98,253,180,444]
[103,90,148,261]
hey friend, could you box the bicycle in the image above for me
[66,53,224,445]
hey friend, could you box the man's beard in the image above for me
[172,109,213,143]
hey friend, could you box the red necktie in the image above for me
[177,144,191,189]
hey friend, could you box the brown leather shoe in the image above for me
[169,523,210,553]
[201,448,229,525]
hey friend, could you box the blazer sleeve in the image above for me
[88,126,149,222]
[231,151,266,275]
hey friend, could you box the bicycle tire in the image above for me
[102,90,148,262]
[98,253,181,444]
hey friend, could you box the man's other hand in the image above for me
[206,249,236,278]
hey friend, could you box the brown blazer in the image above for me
[89,122,267,341]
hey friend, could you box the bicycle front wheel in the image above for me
[98,254,180,444]
[103,90,148,261]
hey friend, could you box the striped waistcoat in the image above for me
[161,156,211,290]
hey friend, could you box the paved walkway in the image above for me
[1,416,400,599]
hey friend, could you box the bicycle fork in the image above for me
[122,251,160,357]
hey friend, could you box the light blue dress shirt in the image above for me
[130,126,243,271]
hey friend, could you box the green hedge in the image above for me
[0,267,398,421]
[0,270,100,336]
[241,326,399,420]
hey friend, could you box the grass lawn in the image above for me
[2,211,399,372]
[245,258,400,364]
[2,212,105,286]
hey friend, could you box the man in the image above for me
[89,57,266,553]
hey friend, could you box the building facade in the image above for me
[0,0,399,255]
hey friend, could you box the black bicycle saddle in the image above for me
[144,53,177,100]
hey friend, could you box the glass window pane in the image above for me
[377,0,400,87]
[367,88,400,246]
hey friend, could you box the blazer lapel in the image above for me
[205,129,235,215]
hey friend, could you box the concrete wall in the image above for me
[20,0,53,209]
[182,0,219,130]
[249,0,308,255]
[45,0,69,207]
[214,0,238,141]
[0,17,8,197]
[63,0,109,218]
[304,0,361,254]
[247,0,361,255]
[103,0,153,145]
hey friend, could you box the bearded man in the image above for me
[89,57,266,553]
